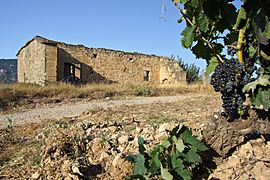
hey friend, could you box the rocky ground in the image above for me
[0,93,269,179]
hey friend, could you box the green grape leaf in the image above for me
[203,0,221,21]
[126,174,147,180]
[224,3,237,26]
[160,165,173,180]
[196,12,209,33]
[181,129,208,152]
[205,57,218,75]
[184,147,202,164]
[175,168,192,180]
[191,41,212,60]
[243,75,270,93]
[180,0,188,4]
[225,32,238,45]
[263,19,270,39]
[181,25,196,48]
[250,87,270,111]
[233,7,247,30]
[248,46,256,58]
[126,154,138,163]
[133,154,147,175]
[149,153,161,174]
[171,152,184,169]
[162,138,171,148]
[190,0,199,8]
[138,136,146,154]
[175,138,185,153]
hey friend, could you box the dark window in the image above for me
[129,57,133,61]
[143,70,150,81]
[93,54,98,58]
[64,63,75,78]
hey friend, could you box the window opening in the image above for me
[143,70,150,81]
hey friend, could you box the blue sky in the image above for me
[1,0,220,71]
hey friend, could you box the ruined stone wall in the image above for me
[45,44,58,83]
[57,43,162,84]
[17,36,186,85]
[17,39,46,86]
[160,60,186,84]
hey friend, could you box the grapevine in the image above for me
[172,0,270,120]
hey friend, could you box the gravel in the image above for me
[0,94,206,127]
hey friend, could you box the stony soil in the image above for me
[0,93,269,179]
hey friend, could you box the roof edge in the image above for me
[16,36,57,56]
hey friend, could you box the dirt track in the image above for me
[0,94,208,127]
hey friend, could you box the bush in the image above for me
[133,85,152,96]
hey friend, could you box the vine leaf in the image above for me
[225,32,238,45]
[243,75,270,93]
[196,12,209,33]
[233,7,247,30]
[138,136,146,154]
[175,168,192,180]
[263,19,270,39]
[181,129,208,152]
[184,147,201,164]
[133,154,147,175]
[248,46,256,58]
[171,152,184,169]
[250,87,270,111]
[191,41,212,60]
[181,25,196,48]
[174,137,185,153]
[205,57,218,75]
[149,149,161,174]
[160,165,173,180]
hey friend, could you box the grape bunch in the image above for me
[210,60,251,120]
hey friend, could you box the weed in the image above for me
[30,141,42,167]
[133,85,152,96]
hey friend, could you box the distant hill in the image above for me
[0,59,17,83]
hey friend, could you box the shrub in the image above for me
[133,85,152,96]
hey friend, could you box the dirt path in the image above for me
[0,94,207,127]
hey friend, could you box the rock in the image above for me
[100,151,109,161]
[107,126,117,133]
[118,135,129,144]
[112,154,125,167]
[31,172,40,179]
[72,164,83,176]
[158,123,174,133]
[91,138,103,153]
[213,114,219,119]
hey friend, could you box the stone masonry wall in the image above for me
[57,43,162,84]
[160,60,186,84]
[45,44,58,83]
[17,36,186,85]
[17,39,46,86]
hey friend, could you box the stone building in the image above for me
[17,36,186,86]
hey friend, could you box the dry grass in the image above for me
[0,82,214,111]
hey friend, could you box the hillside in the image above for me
[0,59,17,83]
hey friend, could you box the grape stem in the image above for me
[237,29,244,63]
[236,19,250,63]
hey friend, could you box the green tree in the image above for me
[171,55,201,84]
